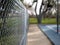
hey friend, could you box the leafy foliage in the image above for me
[20,0,23,2]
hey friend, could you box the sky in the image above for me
[23,0,34,5]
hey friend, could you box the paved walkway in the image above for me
[27,24,52,45]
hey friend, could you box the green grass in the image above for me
[29,18,38,24]
[29,18,57,24]
[42,18,57,24]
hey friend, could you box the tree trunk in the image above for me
[35,0,43,24]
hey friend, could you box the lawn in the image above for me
[29,18,57,24]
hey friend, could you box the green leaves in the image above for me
[20,0,23,2]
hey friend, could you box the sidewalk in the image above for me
[27,24,52,45]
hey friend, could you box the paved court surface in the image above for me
[27,24,52,45]
[39,24,60,45]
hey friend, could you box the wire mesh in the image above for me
[0,0,29,45]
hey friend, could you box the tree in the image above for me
[33,0,56,24]
[34,0,43,24]
[20,0,24,2]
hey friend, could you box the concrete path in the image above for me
[27,24,52,45]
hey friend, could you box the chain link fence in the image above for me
[0,0,29,45]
